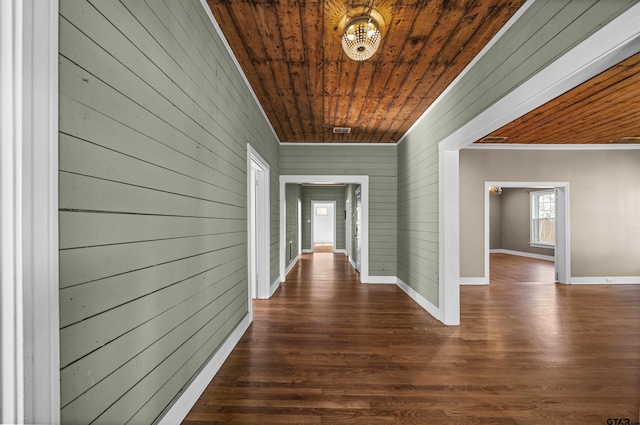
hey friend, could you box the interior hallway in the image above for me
[183,253,640,424]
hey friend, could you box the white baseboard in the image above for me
[157,313,251,425]
[490,249,554,262]
[348,257,357,271]
[270,277,280,296]
[334,249,346,254]
[570,276,640,285]
[367,275,396,284]
[460,277,489,285]
[285,254,299,276]
[302,249,313,254]
[396,277,441,322]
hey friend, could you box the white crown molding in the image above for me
[465,143,640,150]
[281,142,396,147]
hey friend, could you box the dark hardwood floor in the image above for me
[183,253,640,424]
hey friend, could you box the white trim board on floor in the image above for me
[280,175,370,284]
[157,314,251,425]
[489,249,554,262]
[396,278,441,322]
[285,254,300,276]
[270,277,281,297]
[368,276,396,284]
[460,277,489,286]
[570,277,640,285]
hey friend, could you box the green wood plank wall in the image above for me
[301,186,346,252]
[58,0,279,423]
[285,184,302,267]
[397,0,638,308]
[280,145,397,276]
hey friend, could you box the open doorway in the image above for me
[247,145,271,302]
[354,186,362,273]
[280,175,370,284]
[484,181,570,284]
[311,201,336,253]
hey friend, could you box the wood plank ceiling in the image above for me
[477,51,640,145]
[207,1,640,145]
[206,0,526,143]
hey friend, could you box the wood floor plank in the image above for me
[184,253,640,424]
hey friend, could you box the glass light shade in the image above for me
[488,186,502,197]
[341,16,381,61]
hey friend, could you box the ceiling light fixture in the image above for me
[342,16,381,61]
[488,186,502,197]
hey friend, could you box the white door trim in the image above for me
[438,4,640,326]
[1,0,60,422]
[310,201,337,250]
[280,176,369,284]
[297,199,302,257]
[247,144,271,302]
[483,182,571,284]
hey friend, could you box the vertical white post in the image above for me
[439,149,460,326]
[1,0,60,422]
[1,2,25,422]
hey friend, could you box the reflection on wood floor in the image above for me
[183,253,640,424]
[312,243,334,253]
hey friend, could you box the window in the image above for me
[531,190,555,247]
[316,207,328,216]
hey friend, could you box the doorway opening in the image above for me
[354,186,362,273]
[280,175,370,284]
[247,144,270,304]
[484,182,570,284]
[311,201,336,253]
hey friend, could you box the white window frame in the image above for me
[530,189,556,248]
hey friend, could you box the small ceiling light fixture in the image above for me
[342,16,381,61]
[488,186,503,197]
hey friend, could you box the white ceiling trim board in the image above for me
[465,143,640,150]
[282,142,396,147]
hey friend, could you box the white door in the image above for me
[311,201,335,247]
[355,187,362,272]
